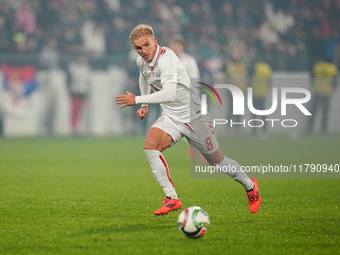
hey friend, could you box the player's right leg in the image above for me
[143,116,183,215]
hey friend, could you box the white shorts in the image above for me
[152,115,219,154]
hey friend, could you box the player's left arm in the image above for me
[116,82,177,108]
[134,55,178,105]
[135,82,176,104]
[116,54,178,108]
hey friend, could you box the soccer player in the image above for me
[116,24,261,215]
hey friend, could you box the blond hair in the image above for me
[130,24,155,42]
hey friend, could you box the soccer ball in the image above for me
[177,206,210,238]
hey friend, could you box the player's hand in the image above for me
[116,91,136,109]
[136,106,148,120]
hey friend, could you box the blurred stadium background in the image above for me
[0,2,339,254]
[0,0,339,136]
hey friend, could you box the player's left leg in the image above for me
[187,115,261,213]
[202,148,253,189]
[202,148,261,213]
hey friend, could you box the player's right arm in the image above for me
[137,70,150,119]
[139,70,151,98]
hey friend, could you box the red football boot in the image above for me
[154,196,182,216]
[246,178,261,213]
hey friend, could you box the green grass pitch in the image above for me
[0,135,339,255]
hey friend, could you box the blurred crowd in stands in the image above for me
[0,0,339,73]
[0,0,339,136]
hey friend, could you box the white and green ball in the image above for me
[178,206,210,238]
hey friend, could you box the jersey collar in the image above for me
[148,45,162,68]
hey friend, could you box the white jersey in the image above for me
[135,45,201,123]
